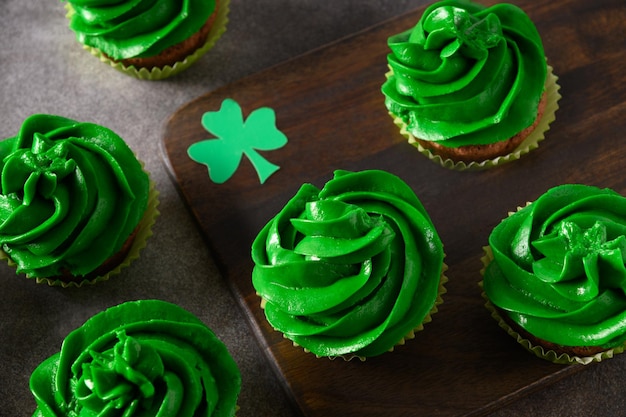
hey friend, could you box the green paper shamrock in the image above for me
[187,98,288,184]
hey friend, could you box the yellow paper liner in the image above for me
[388,65,561,171]
[66,0,230,80]
[479,223,626,365]
[260,260,449,361]
[0,166,160,288]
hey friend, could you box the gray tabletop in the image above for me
[2,1,626,416]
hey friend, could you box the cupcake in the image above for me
[63,0,230,80]
[251,170,447,359]
[0,114,157,287]
[30,299,241,416]
[481,184,626,364]
[381,0,560,170]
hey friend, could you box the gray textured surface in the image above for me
[1,1,625,416]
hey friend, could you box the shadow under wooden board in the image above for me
[161,0,626,415]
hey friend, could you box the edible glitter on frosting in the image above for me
[0,114,149,279]
[381,0,547,148]
[188,99,288,184]
[63,0,217,60]
[483,184,626,350]
[30,300,241,417]
[251,170,445,358]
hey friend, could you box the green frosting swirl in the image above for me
[64,0,216,59]
[30,300,241,417]
[381,0,546,147]
[484,184,626,349]
[251,170,444,357]
[0,114,149,278]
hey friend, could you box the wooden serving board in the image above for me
[161,0,626,415]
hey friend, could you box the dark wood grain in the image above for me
[161,0,626,415]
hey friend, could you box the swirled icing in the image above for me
[381,0,546,147]
[483,184,626,349]
[64,0,217,60]
[252,170,444,357]
[0,114,149,278]
[30,300,241,417]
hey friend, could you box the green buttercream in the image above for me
[0,114,149,278]
[484,184,626,349]
[381,0,547,147]
[64,0,216,59]
[251,170,444,357]
[29,300,241,417]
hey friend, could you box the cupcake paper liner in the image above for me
[66,0,230,80]
[0,166,160,288]
[260,261,449,362]
[388,65,561,171]
[479,240,626,365]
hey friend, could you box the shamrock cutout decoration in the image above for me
[187,98,288,184]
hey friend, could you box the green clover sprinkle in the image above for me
[187,98,288,184]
